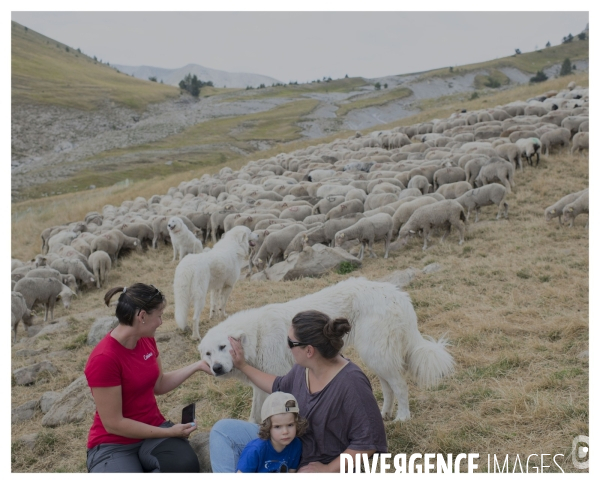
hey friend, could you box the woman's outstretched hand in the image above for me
[228,336,247,370]
[170,421,198,438]
[196,360,213,375]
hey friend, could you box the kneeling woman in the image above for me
[85,283,212,473]
[210,310,388,472]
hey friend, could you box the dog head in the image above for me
[167,217,182,233]
[198,330,248,376]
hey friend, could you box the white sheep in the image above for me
[391,197,438,240]
[407,175,430,195]
[13,277,75,322]
[49,258,96,287]
[540,128,571,155]
[571,132,589,154]
[515,138,541,167]
[435,181,473,200]
[167,216,203,261]
[396,200,466,250]
[88,251,112,288]
[325,199,365,220]
[11,291,33,343]
[475,157,515,194]
[26,268,78,293]
[455,184,508,222]
[254,224,308,270]
[544,189,588,225]
[562,191,589,228]
[432,167,467,191]
[333,213,393,260]
[495,143,523,171]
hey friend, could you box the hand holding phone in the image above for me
[181,403,196,424]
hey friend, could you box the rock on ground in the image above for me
[12,400,39,424]
[41,375,96,427]
[88,316,119,346]
[13,360,58,386]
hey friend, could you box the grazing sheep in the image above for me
[49,258,96,288]
[88,251,112,288]
[561,116,588,136]
[364,192,398,211]
[70,237,92,258]
[407,175,430,195]
[344,188,367,204]
[254,224,308,270]
[391,197,438,239]
[435,181,473,200]
[463,157,490,185]
[26,268,78,292]
[455,184,509,222]
[396,200,467,250]
[515,138,541,167]
[343,161,374,172]
[475,157,515,194]
[47,231,79,253]
[571,132,589,154]
[334,213,393,260]
[540,128,571,155]
[13,277,75,322]
[12,291,33,342]
[325,199,365,220]
[495,143,522,171]
[562,191,589,228]
[117,222,155,249]
[279,205,313,222]
[91,230,141,262]
[544,189,588,225]
[311,195,345,215]
[433,167,466,191]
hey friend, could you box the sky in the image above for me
[10,10,590,83]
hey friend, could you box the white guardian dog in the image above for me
[198,277,454,423]
[174,225,257,340]
[167,216,203,261]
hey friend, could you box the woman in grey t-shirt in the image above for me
[209,310,388,473]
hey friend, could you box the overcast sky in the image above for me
[10,10,590,83]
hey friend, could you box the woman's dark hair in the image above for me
[291,310,351,359]
[104,283,166,326]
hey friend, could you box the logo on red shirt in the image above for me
[143,352,153,360]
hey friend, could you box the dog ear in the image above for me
[230,331,248,346]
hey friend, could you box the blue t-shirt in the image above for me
[236,437,302,473]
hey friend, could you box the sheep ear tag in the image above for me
[409,230,416,234]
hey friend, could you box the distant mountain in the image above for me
[113,63,281,88]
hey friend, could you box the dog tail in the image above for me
[173,261,192,331]
[407,332,454,389]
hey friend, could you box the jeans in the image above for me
[209,419,259,472]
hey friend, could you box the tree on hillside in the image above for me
[515,48,521,55]
[560,58,572,76]
[148,76,157,82]
[374,82,381,90]
[578,32,586,40]
[179,73,203,97]
[530,70,548,83]
[546,41,551,48]
[562,33,573,44]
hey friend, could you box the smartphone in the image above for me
[181,403,195,424]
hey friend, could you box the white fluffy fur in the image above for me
[174,226,257,340]
[198,277,454,423]
[167,216,203,261]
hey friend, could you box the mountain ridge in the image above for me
[113,62,281,88]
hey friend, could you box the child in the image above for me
[236,392,308,473]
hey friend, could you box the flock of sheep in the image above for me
[11,80,589,342]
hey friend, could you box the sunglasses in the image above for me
[148,284,163,302]
[287,336,310,349]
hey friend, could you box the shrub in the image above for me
[485,78,501,88]
[148,76,157,82]
[560,58,572,76]
[384,83,388,89]
[562,34,573,44]
[374,82,381,90]
[578,32,586,40]
[545,41,551,48]
[449,66,454,72]
[337,261,357,275]
[470,91,480,100]
[529,71,548,83]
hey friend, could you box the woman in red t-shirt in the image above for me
[85,283,212,473]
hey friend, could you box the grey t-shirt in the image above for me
[272,361,388,468]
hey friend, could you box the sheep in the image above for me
[475,157,515,194]
[49,258,96,288]
[253,224,308,270]
[407,175,430,195]
[12,291,33,342]
[90,230,141,262]
[540,128,571,155]
[47,231,79,253]
[391,197,438,239]
[364,193,398,211]
[279,205,313,222]
[88,251,112,288]
[333,213,393,260]
[515,138,541,167]
[455,184,508,222]
[325,199,365,220]
[25,268,78,292]
[311,195,345,215]
[495,143,522,171]
[343,161,374,172]
[232,213,279,232]
[561,116,588,136]
[70,237,92,258]
[571,132,589,154]
[344,188,367,204]
[435,181,473,200]
[13,277,75,322]
[544,189,588,225]
[396,200,467,250]
[117,222,155,249]
[432,167,467,191]
[398,188,423,200]
[307,169,337,182]
[562,191,589,228]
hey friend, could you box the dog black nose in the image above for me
[213,363,223,375]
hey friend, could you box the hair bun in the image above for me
[323,317,351,340]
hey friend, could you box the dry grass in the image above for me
[11,144,588,472]
[335,87,413,117]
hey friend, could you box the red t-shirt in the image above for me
[84,332,166,449]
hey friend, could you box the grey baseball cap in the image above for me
[261,392,300,422]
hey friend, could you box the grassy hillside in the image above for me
[11,21,179,111]
[419,37,589,81]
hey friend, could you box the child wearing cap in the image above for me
[236,392,307,473]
